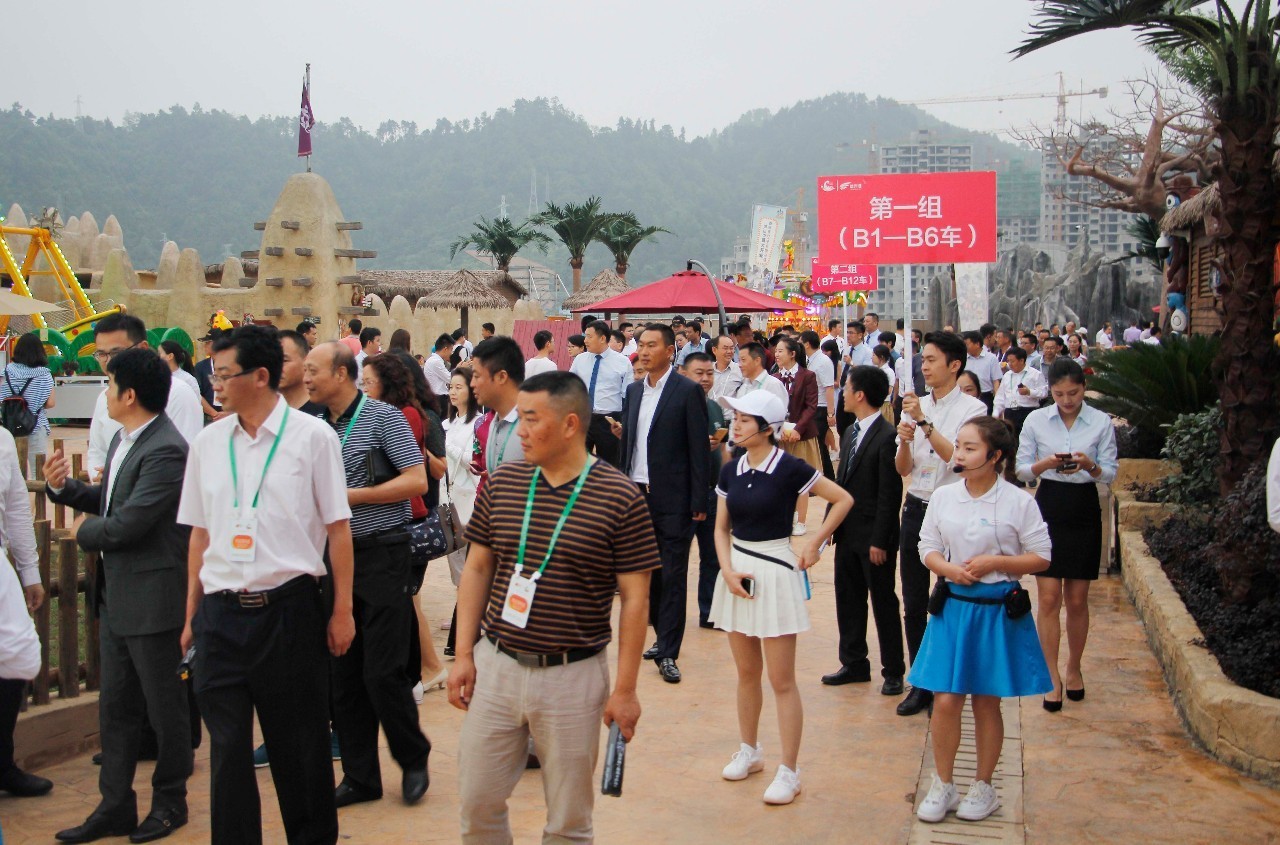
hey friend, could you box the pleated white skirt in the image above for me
[708,536,810,638]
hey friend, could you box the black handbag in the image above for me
[407,512,449,566]
[927,579,949,616]
[364,447,398,486]
[1003,585,1032,619]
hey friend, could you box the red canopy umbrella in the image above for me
[571,270,792,314]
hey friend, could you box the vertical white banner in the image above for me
[954,262,989,331]
[747,204,788,291]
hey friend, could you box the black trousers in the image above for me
[814,410,835,480]
[587,414,621,468]
[1004,406,1034,486]
[899,496,933,667]
[97,605,192,818]
[193,579,337,845]
[0,677,24,777]
[980,391,995,414]
[694,489,719,625]
[833,543,906,679]
[643,493,696,660]
[332,540,430,794]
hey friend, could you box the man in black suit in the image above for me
[617,324,708,684]
[822,365,906,696]
[44,349,192,844]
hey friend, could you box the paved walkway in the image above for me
[5,446,1280,842]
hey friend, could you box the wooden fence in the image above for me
[17,436,100,708]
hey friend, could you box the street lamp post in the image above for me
[688,259,728,333]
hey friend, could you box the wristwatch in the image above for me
[920,419,935,437]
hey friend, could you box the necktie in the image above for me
[842,420,861,482]
[781,371,795,392]
[588,354,602,409]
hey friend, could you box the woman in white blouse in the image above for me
[1016,358,1117,712]
[911,417,1052,825]
[442,366,482,656]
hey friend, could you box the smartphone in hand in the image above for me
[741,576,755,598]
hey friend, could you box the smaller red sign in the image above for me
[810,257,877,293]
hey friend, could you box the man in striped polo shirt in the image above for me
[449,371,659,844]
[304,342,432,808]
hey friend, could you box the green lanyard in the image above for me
[514,459,594,581]
[340,394,367,447]
[488,415,517,475]
[229,407,290,510]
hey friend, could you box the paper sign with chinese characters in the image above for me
[815,172,997,264]
[810,257,878,292]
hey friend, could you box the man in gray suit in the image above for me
[44,349,193,844]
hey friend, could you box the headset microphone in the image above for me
[952,450,996,474]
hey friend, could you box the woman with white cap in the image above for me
[709,391,852,805]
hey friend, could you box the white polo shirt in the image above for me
[177,396,352,593]
[900,385,988,502]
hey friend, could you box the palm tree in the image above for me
[448,216,551,272]
[597,213,670,280]
[1015,0,1280,493]
[533,197,621,291]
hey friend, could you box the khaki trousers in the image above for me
[459,639,610,845]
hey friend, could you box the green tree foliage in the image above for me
[0,95,1035,285]
[596,213,669,279]
[448,215,550,271]
[532,196,619,290]
[1158,403,1222,505]
[1086,333,1219,444]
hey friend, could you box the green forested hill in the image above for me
[0,94,1035,283]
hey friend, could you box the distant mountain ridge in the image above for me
[0,93,1036,284]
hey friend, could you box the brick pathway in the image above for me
[4,451,1279,843]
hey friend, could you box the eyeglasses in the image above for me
[93,342,139,362]
[210,370,257,386]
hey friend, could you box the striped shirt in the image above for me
[465,459,660,653]
[1,363,54,433]
[322,393,424,538]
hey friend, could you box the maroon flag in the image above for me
[297,64,314,159]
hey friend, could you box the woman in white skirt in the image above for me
[709,391,852,805]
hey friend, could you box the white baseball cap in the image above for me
[721,391,787,436]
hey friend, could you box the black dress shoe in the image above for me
[92,752,103,766]
[56,812,138,843]
[1043,695,1063,712]
[334,779,382,809]
[657,657,681,683]
[0,767,53,796]
[821,666,871,686]
[1066,676,1085,701]
[880,676,905,696]
[129,809,188,843]
[698,619,715,629]
[402,764,429,805]
[642,644,660,661]
[896,685,933,716]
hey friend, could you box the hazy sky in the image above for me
[11,1,1160,139]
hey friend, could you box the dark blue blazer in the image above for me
[619,369,708,516]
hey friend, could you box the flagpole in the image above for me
[305,64,312,173]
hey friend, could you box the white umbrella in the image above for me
[0,289,61,316]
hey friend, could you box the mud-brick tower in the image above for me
[240,172,375,332]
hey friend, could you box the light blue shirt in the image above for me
[569,348,630,414]
[966,350,1002,393]
[848,342,873,368]
[675,339,706,367]
[1016,402,1118,485]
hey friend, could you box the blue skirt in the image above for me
[907,581,1053,698]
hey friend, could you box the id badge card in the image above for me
[916,461,939,490]
[501,574,538,628]
[229,515,258,563]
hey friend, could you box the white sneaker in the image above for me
[412,681,424,704]
[721,742,764,781]
[791,522,808,537]
[762,764,801,804]
[956,779,1001,821]
[916,774,959,822]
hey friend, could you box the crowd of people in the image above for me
[0,307,1134,842]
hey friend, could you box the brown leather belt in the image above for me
[486,634,602,669]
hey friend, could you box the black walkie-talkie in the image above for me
[600,722,626,797]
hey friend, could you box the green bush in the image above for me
[1157,404,1222,506]
[1087,334,1219,448]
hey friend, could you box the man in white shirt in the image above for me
[0,428,48,799]
[423,333,456,417]
[1020,333,1043,372]
[354,327,381,370]
[824,319,847,356]
[1095,322,1114,350]
[1123,320,1142,345]
[708,335,743,402]
[732,342,788,406]
[894,331,987,717]
[962,330,1002,414]
[569,320,631,467]
[452,328,473,362]
[994,347,1047,485]
[87,314,203,475]
[524,330,559,377]
[1143,326,1164,345]
[619,322,638,357]
[863,312,882,347]
[178,325,355,845]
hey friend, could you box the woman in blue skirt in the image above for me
[910,417,1053,824]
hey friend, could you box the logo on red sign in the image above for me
[816,172,997,265]
[810,257,877,293]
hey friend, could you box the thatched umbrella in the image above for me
[562,269,630,312]
[416,269,508,335]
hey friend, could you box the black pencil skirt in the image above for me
[1035,478,1102,581]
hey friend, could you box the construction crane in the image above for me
[903,72,1108,135]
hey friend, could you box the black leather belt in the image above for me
[486,634,602,669]
[904,493,929,512]
[635,482,651,495]
[352,530,410,552]
[215,575,317,608]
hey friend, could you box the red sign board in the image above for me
[815,171,997,265]
[810,257,877,293]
